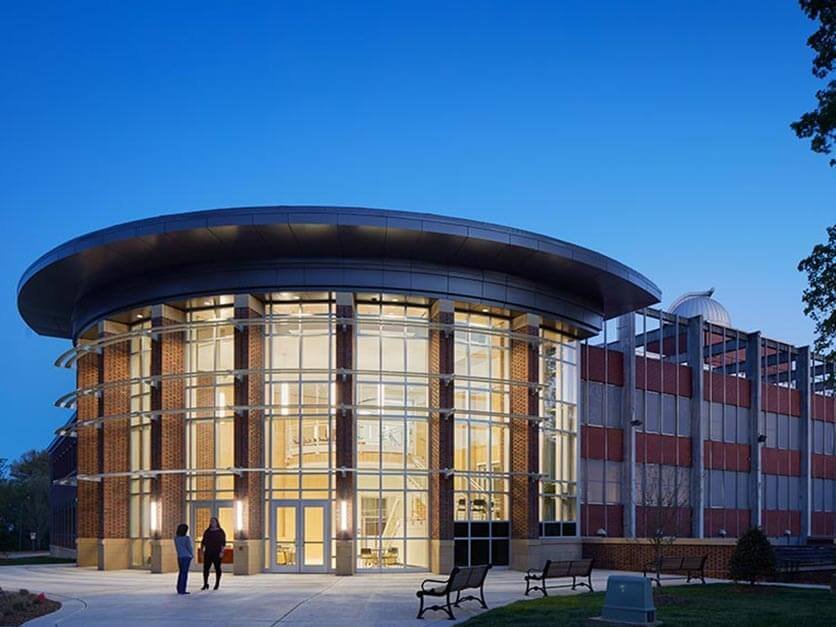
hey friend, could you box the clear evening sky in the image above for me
[0,1,833,461]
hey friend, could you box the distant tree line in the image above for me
[0,450,50,552]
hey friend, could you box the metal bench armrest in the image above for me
[420,578,449,592]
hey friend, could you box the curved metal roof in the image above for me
[18,205,660,339]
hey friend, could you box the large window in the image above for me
[355,296,429,570]
[453,311,510,566]
[265,295,335,500]
[186,300,235,509]
[129,320,152,567]
[539,328,578,536]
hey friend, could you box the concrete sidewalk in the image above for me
[0,564,725,626]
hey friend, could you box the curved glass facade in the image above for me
[69,291,579,573]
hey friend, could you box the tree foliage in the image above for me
[0,450,50,551]
[728,527,776,585]
[791,1,836,166]
[799,224,836,360]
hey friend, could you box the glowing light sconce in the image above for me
[339,500,348,535]
[235,500,245,536]
[150,500,161,537]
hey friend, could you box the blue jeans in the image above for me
[177,557,191,594]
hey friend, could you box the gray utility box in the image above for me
[589,575,657,626]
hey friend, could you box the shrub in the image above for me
[728,527,775,584]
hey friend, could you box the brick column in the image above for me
[510,313,541,570]
[746,332,763,530]
[798,346,812,541]
[233,294,265,574]
[429,299,454,573]
[335,292,355,575]
[76,340,102,567]
[150,304,186,573]
[98,321,131,569]
[617,313,637,537]
[688,316,705,538]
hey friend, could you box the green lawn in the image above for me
[0,556,75,566]
[462,583,836,626]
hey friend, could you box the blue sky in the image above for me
[0,1,833,461]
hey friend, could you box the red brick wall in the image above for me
[812,393,836,422]
[761,448,801,476]
[581,345,623,385]
[510,321,539,540]
[581,504,624,537]
[429,304,453,541]
[812,453,836,479]
[636,433,692,467]
[101,334,130,539]
[636,358,692,397]
[704,508,751,537]
[761,510,801,537]
[703,372,750,408]
[151,314,186,537]
[76,349,102,539]
[335,301,355,539]
[234,303,264,539]
[581,426,624,461]
[704,441,751,472]
[582,539,736,578]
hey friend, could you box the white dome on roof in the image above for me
[668,288,732,327]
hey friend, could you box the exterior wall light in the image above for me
[629,419,643,427]
[595,528,608,537]
[150,500,161,538]
[339,499,349,534]
[718,528,727,537]
[757,434,767,443]
[235,499,245,536]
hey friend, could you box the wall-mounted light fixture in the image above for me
[150,500,161,538]
[339,500,349,535]
[235,499,245,536]
[630,419,643,427]
[757,434,767,444]
[718,528,727,538]
[595,528,608,537]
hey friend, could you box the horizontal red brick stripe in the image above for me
[581,345,623,385]
[812,394,836,422]
[811,454,836,479]
[703,441,751,472]
[635,433,692,467]
[761,383,801,417]
[704,508,751,538]
[811,512,836,537]
[581,425,623,461]
[580,504,623,537]
[703,372,750,408]
[761,510,801,537]
[635,358,691,397]
[761,448,801,476]
[635,506,692,538]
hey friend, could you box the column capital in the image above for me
[151,303,185,323]
[234,293,264,314]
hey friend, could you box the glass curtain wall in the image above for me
[453,311,510,566]
[129,320,152,567]
[264,294,335,569]
[185,299,236,545]
[355,296,429,570]
[539,328,579,536]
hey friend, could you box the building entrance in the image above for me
[269,500,330,573]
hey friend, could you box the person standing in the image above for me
[174,523,193,595]
[200,517,227,591]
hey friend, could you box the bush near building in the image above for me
[728,527,776,585]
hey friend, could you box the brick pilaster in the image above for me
[76,341,102,565]
[746,332,763,530]
[233,295,264,541]
[150,305,186,541]
[429,299,454,572]
[334,293,355,574]
[100,321,130,541]
[688,316,705,538]
[510,314,541,541]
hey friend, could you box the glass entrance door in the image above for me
[190,502,235,567]
[270,500,330,573]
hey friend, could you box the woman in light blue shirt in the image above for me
[174,523,193,595]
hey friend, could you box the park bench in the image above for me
[775,545,835,580]
[416,563,491,620]
[642,555,707,586]
[524,558,594,596]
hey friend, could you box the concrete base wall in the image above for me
[540,539,583,562]
[50,544,77,560]
[233,539,263,575]
[98,538,131,570]
[76,537,98,567]
[582,537,737,578]
[150,538,178,574]
[335,539,354,575]
[429,539,454,574]
[509,539,542,572]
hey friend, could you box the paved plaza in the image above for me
[0,564,731,626]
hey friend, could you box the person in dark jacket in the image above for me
[174,523,193,595]
[200,517,227,590]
